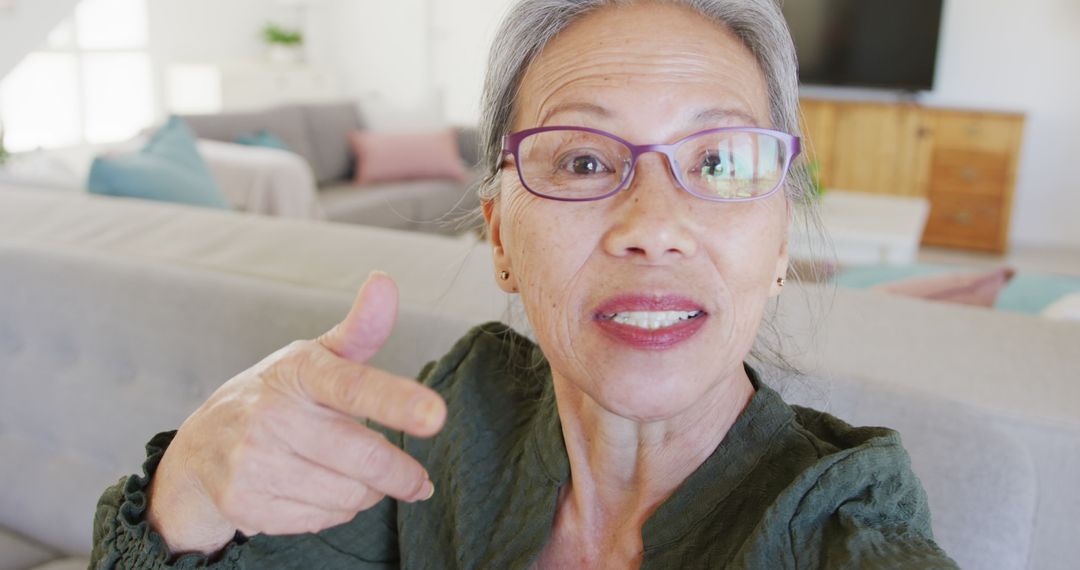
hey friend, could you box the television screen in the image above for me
[782,0,944,91]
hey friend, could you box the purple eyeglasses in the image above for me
[501,126,800,203]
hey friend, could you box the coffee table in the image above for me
[789,189,930,266]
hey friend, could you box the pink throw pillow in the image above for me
[349,129,468,185]
[874,267,1016,307]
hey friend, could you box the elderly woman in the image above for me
[91,0,957,568]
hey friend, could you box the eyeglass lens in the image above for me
[516,129,789,200]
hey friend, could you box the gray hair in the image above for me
[476,0,810,204]
[473,0,833,377]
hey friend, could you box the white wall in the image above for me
[429,0,511,125]
[147,0,339,72]
[148,0,271,64]
[318,0,432,108]
[0,0,79,80]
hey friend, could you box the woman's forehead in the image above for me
[515,4,770,133]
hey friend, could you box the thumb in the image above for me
[317,271,399,363]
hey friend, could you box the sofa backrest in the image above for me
[0,241,481,555]
[180,101,365,186]
[0,239,1044,568]
[769,284,1080,570]
[2,186,1077,568]
[180,102,483,187]
[0,186,507,321]
[294,102,366,184]
[180,106,318,174]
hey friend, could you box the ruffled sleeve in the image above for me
[787,432,959,569]
[90,431,248,569]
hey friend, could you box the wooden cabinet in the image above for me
[921,111,1024,252]
[799,98,1024,253]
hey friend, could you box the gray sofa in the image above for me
[2,185,1079,570]
[180,102,482,234]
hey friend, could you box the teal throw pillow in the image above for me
[87,116,230,210]
[995,273,1080,314]
[234,130,291,152]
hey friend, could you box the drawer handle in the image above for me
[961,168,978,181]
[952,211,974,225]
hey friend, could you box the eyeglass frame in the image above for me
[501,125,802,203]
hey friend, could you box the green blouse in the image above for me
[91,322,958,569]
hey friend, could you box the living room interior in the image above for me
[1,0,1078,569]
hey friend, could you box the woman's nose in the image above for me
[601,153,699,262]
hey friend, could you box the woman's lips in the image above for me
[593,295,708,350]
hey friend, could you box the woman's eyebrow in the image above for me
[692,107,760,126]
[538,102,611,125]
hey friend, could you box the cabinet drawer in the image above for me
[922,192,1004,251]
[929,150,1009,196]
[933,113,1021,154]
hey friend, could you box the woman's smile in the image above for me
[592,293,709,349]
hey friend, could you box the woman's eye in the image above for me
[561,154,608,175]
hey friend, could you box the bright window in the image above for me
[0,0,153,152]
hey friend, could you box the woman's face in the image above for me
[485,4,790,422]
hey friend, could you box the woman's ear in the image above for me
[770,243,789,298]
[769,200,792,298]
[482,198,518,293]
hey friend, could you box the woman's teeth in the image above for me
[608,310,702,330]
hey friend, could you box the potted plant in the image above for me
[262,23,304,64]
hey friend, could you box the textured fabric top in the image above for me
[90,323,958,569]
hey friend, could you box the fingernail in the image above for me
[414,397,442,432]
[420,480,435,501]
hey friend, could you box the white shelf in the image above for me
[166,60,341,114]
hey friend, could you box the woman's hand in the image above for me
[146,272,447,555]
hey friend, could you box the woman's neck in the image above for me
[545,366,755,561]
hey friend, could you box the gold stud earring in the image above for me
[777,277,786,287]
[499,270,510,281]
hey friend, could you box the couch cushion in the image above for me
[28,559,91,570]
[768,372,1037,570]
[318,177,480,235]
[771,285,1080,570]
[87,116,230,210]
[847,386,1036,570]
[0,526,59,569]
[298,102,364,185]
[180,106,317,173]
[0,238,496,556]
